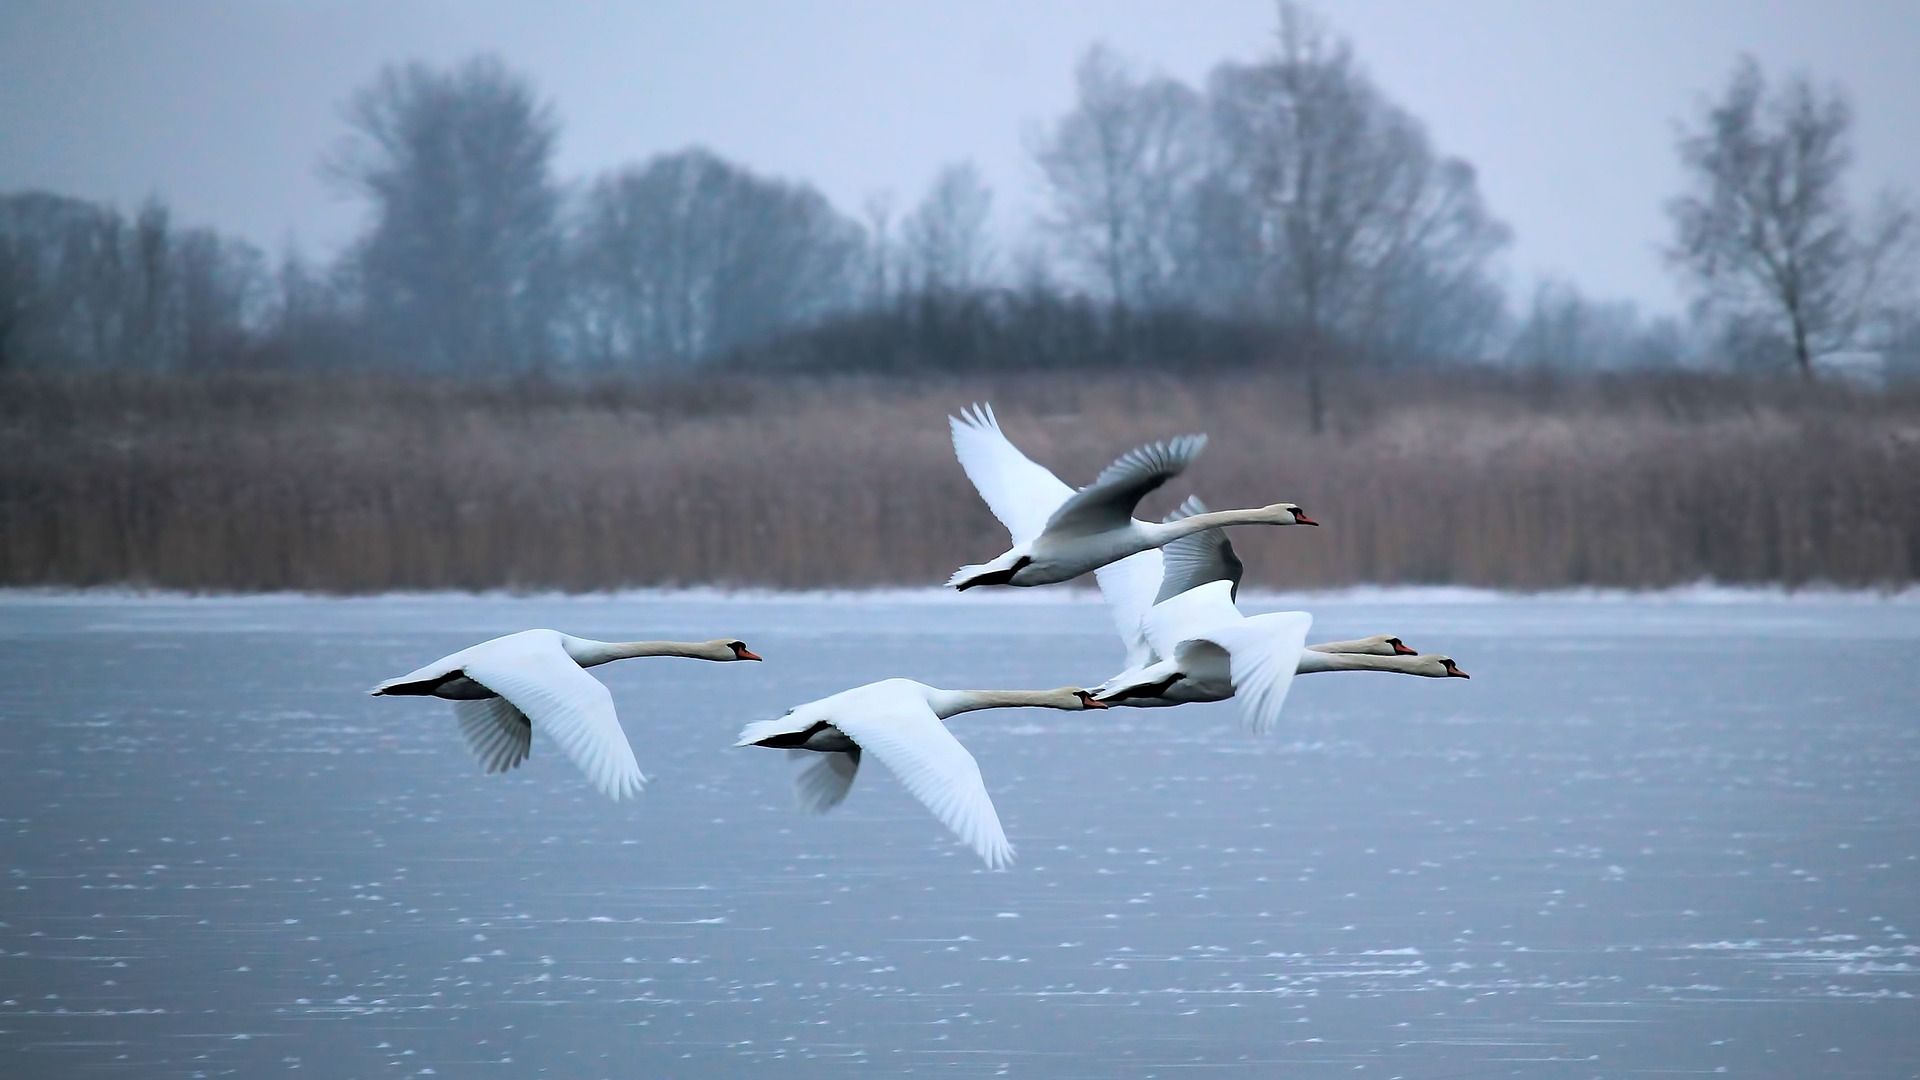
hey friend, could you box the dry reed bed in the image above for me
[3,371,1917,591]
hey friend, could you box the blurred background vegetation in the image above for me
[2,5,1915,591]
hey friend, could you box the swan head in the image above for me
[1347,634,1419,656]
[708,639,763,662]
[1409,654,1470,679]
[1263,503,1319,526]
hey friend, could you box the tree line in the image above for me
[2,4,1913,381]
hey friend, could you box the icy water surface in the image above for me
[1,590,1917,1078]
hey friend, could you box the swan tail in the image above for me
[735,714,812,748]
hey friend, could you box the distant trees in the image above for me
[900,162,996,294]
[1668,56,1914,377]
[0,191,266,371]
[1032,45,1208,310]
[570,149,865,366]
[329,55,564,372]
[1507,278,1685,371]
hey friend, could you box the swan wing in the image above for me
[1041,434,1208,539]
[949,402,1075,545]
[1155,497,1244,604]
[831,683,1014,869]
[791,749,861,814]
[1184,610,1313,735]
[1142,579,1243,660]
[1094,551,1164,668]
[461,639,644,801]
[452,696,532,775]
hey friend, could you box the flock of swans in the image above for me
[373,403,1469,869]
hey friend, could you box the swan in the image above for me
[946,403,1316,592]
[372,629,763,800]
[736,679,1106,868]
[1097,495,1248,668]
[1094,582,1469,727]
[1091,580,1313,733]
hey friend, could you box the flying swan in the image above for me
[372,629,763,800]
[736,679,1107,869]
[946,403,1317,592]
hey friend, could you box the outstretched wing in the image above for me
[1094,551,1164,669]
[1186,610,1313,735]
[1041,434,1208,539]
[949,403,1075,545]
[1155,496,1244,604]
[831,685,1014,869]
[452,696,532,775]
[1142,579,1244,661]
[461,640,644,801]
[791,749,861,814]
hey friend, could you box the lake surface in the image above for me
[1,589,1916,1078]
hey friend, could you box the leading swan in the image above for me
[946,403,1318,591]
[372,629,762,800]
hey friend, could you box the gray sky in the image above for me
[2,0,1915,314]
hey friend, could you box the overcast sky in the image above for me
[2,0,1915,314]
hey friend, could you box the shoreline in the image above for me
[3,581,1915,606]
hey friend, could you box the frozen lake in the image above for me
[1,589,1917,1078]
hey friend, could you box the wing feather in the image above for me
[948,403,1074,545]
[452,696,532,775]
[831,686,1014,869]
[1041,434,1207,539]
[1155,496,1244,604]
[1194,610,1313,734]
[792,749,861,815]
[461,642,644,801]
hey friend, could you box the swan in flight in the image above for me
[737,679,1106,868]
[372,629,762,800]
[946,403,1316,592]
[1095,581,1469,727]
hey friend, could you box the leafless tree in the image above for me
[1031,44,1208,309]
[1668,55,1914,377]
[571,149,864,367]
[901,162,995,293]
[1206,3,1508,422]
[328,55,563,373]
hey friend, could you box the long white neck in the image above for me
[1142,506,1290,544]
[562,637,729,667]
[1295,652,1429,676]
[925,687,1087,719]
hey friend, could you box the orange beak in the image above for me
[1392,640,1418,656]
[1446,664,1469,679]
[1294,513,1320,526]
[735,647,763,662]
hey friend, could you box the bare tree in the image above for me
[1032,44,1208,309]
[1206,2,1508,422]
[901,162,995,294]
[571,149,864,367]
[329,55,563,373]
[1668,56,1913,377]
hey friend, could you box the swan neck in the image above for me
[1295,652,1417,675]
[931,688,1077,717]
[569,639,720,666]
[1149,507,1270,541]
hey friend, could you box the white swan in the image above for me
[372,629,762,800]
[1095,582,1470,725]
[736,679,1106,869]
[1097,495,1248,668]
[1092,580,1314,733]
[946,403,1316,591]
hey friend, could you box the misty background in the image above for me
[1,1,1916,591]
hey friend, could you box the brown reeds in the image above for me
[2,369,1916,592]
